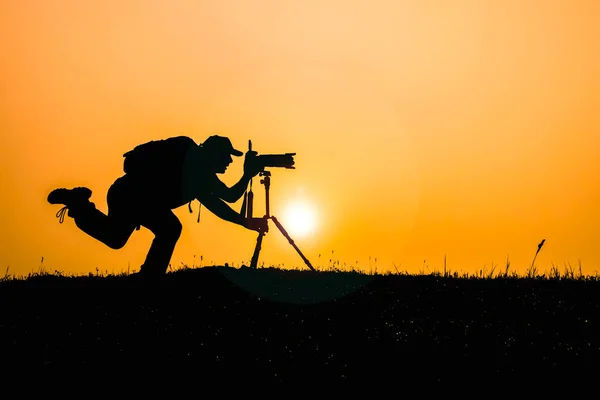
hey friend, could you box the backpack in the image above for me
[123,135,202,222]
[122,135,197,177]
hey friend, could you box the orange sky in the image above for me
[1,0,598,277]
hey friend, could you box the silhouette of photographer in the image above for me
[47,135,267,279]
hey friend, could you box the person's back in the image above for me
[122,135,203,209]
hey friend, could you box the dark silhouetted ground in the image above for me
[1,266,599,386]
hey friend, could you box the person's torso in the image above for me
[133,146,219,210]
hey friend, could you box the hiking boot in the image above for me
[48,187,92,223]
[48,187,92,206]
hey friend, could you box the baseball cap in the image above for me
[201,135,243,156]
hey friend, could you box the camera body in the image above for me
[255,153,296,170]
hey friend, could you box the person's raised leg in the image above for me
[48,179,137,250]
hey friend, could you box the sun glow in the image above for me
[281,201,318,238]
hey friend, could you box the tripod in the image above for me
[242,170,315,271]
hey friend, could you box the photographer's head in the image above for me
[199,135,243,173]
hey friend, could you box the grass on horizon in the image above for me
[1,256,598,284]
[7,237,593,283]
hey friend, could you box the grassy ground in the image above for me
[1,264,599,386]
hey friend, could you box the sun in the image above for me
[280,200,317,238]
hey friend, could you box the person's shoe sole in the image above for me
[47,187,92,205]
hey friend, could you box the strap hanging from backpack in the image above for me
[188,200,201,223]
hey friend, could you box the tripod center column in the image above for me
[264,174,271,218]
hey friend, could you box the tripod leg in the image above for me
[271,216,315,271]
[250,230,265,269]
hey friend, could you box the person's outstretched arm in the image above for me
[197,191,246,225]
[221,175,253,203]
[198,191,267,232]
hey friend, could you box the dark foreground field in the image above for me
[1,266,600,386]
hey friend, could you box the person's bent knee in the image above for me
[106,237,128,250]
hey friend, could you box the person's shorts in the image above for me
[107,175,161,224]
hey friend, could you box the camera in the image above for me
[247,140,295,170]
[256,153,296,169]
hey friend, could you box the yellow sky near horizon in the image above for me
[1,0,598,277]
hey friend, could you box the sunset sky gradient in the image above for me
[1,0,598,276]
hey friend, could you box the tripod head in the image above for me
[258,169,271,185]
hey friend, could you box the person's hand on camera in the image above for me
[244,217,268,233]
[244,150,262,178]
